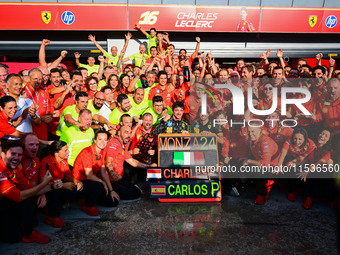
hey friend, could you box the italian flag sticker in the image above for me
[173,151,205,166]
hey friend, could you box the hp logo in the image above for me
[61,11,75,25]
[325,15,337,28]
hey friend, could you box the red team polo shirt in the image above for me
[21,156,40,184]
[0,111,16,138]
[282,138,316,158]
[40,155,72,181]
[24,84,53,140]
[250,135,279,167]
[148,84,175,108]
[72,145,105,181]
[105,137,132,176]
[0,159,33,202]
[318,95,340,134]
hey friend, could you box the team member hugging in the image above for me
[0,140,53,244]
[105,125,157,203]
[39,140,83,227]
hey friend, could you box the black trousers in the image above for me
[0,197,38,243]
[78,180,106,207]
[46,189,78,218]
[100,180,141,207]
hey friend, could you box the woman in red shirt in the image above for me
[84,77,99,99]
[39,140,82,228]
[298,128,334,209]
[278,128,316,201]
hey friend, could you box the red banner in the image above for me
[129,5,260,32]
[0,3,339,33]
[0,3,127,30]
[261,8,340,33]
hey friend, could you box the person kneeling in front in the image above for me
[105,125,157,204]
[72,130,119,215]
[0,140,53,244]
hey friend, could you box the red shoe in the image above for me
[287,192,296,202]
[303,197,312,209]
[254,195,266,205]
[82,205,100,216]
[265,180,274,200]
[45,216,66,228]
[22,230,50,244]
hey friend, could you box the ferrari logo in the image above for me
[309,15,317,28]
[42,11,51,24]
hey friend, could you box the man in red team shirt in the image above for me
[148,71,175,108]
[0,140,53,243]
[318,78,340,161]
[24,68,57,141]
[105,125,157,201]
[243,123,280,205]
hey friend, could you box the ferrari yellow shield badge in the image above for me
[42,11,51,25]
[309,15,317,28]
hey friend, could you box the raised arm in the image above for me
[39,39,50,68]
[74,52,81,67]
[190,37,201,60]
[48,50,68,71]
[88,34,106,54]
[329,56,335,78]
[121,32,132,55]
[276,49,286,68]
[316,53,323,66]
[98,55,105,79]
[135,23,149,37]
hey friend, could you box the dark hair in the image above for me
[6,73,21,84]
[313,65,326,75]
[85,76,98,92]
[150,28,157,33]
[77,67,88,72]
[152,95,163,104]
[242,64,254,73]
[150,46,157,51]
[291,128,308,149]
[49,140,67,155]
[1,140,24,154]
[94,129,109,140]
[117,93,128,105]
[273,66,284,72]
[0,95,16,108]
[75,91,89,101]
[70,70,83,80]
[172,101,185,111]
[157,71,167,79]
[50,68,61,76]
[179,49,187,54]
[100,86,112,93]
[164,65,173,70]
[301,64,312,72]
[120,114,131,123]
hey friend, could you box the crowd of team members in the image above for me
[0,26,339,244]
